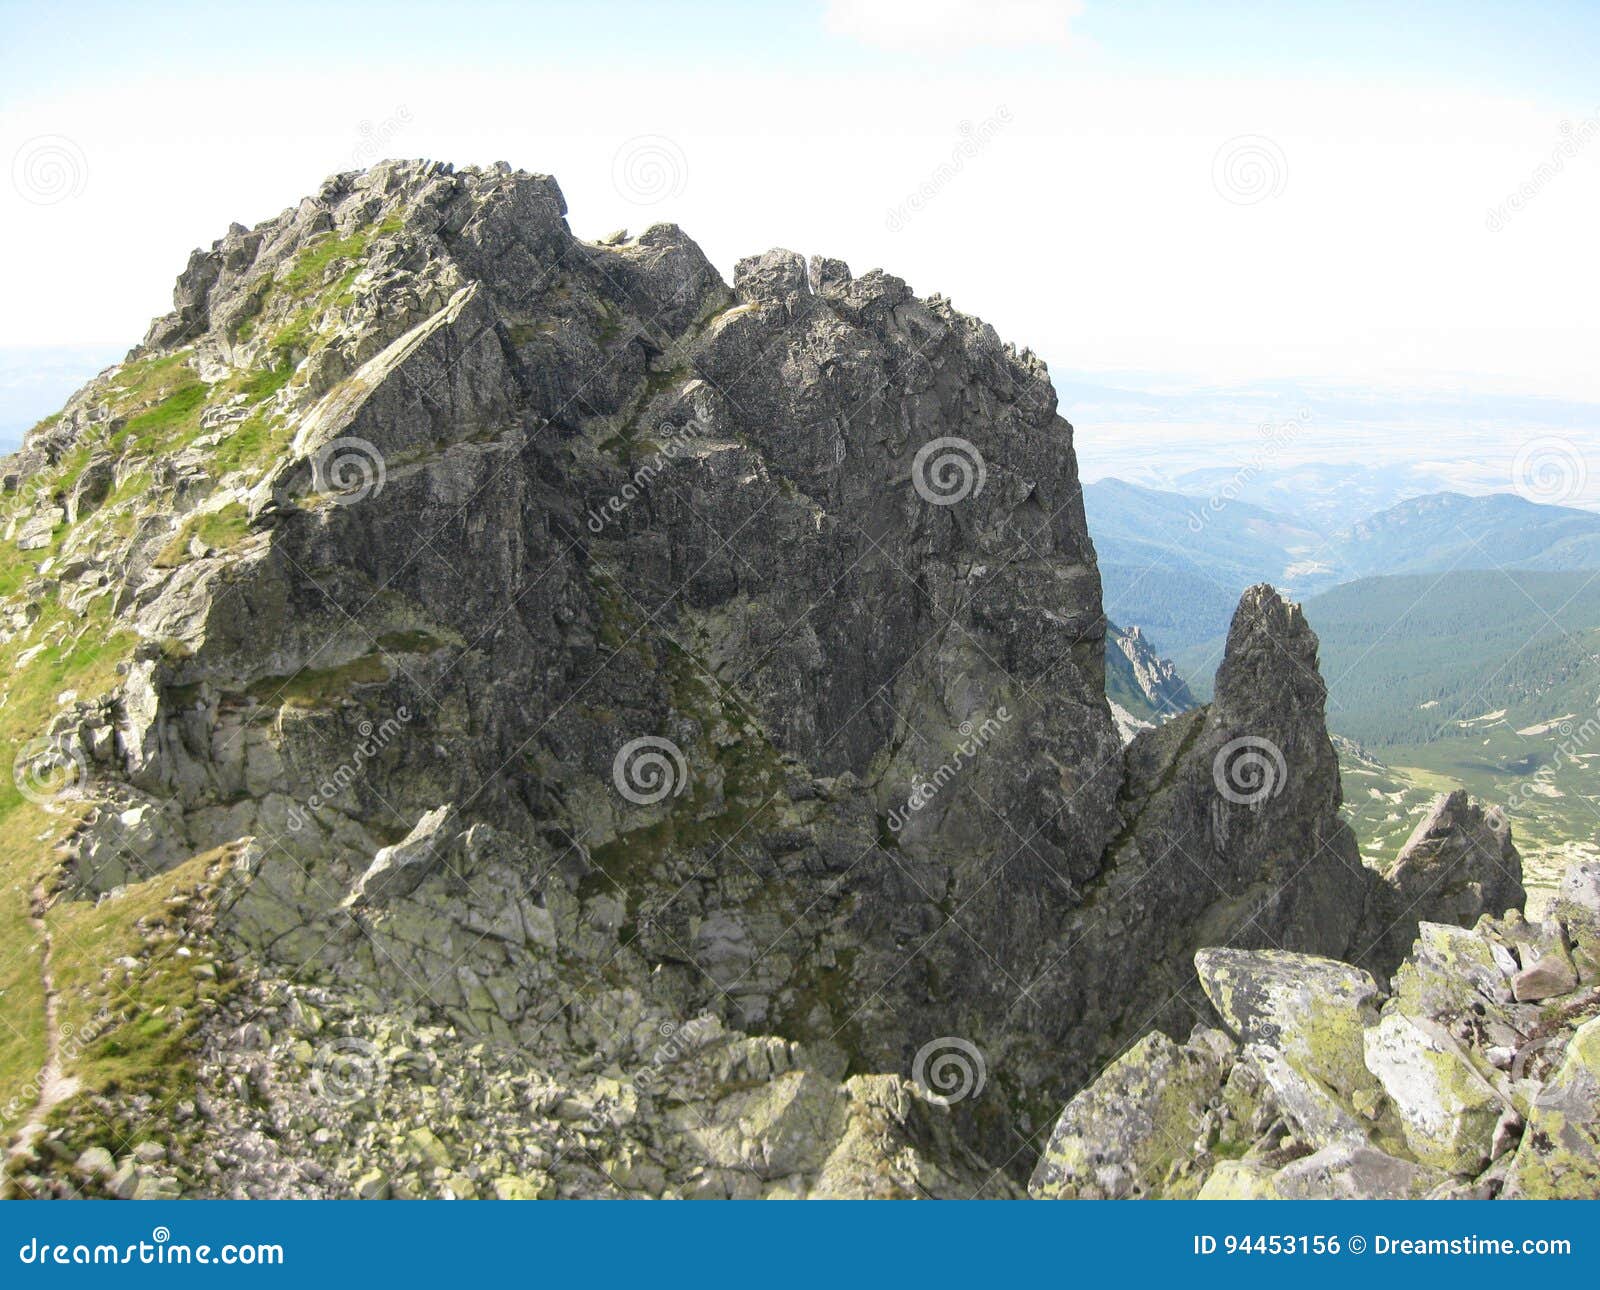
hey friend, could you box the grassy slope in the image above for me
[0,214,394,1151]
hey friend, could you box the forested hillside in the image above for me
[1331,491,1600,581]
[1088,483,1600,657]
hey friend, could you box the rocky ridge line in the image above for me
[0,159,1534,1197]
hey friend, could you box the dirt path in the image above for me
[6,882,79,1165]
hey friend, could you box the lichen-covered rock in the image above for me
[1266,1142,1445,1200]
[811,1076,1021,1199]
[346,804,460,904]
[1242,1043,1368,1152]
[1031,861,1600,1201]
[1198,1143,1447,1200]
[1195,947,1382,1101]
[1196,1159,1282,1199]
[1362,1013,1502,1174]
[1028,1032,1227,1199]
[1503,1015,1600,1198]
[1392,921,1515,1022]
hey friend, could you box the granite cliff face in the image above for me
[0,160,1543,1199]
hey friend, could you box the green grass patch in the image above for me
[280,227,376,295]
[208,413,291,478]
[0,803,54,1137]
[245,653,392,708]
[234,360,294,404]
[0,543,43,601]
[0,203,415,1158]
[41,846,238,1169]
[153,503,252,568]
[119,379,207,445]
[0,574,132,1140]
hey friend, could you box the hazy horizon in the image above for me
[4,0,1597,508]
[5,1,1600,397]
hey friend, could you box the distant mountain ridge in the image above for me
[1084,478,1326,651]
[1087,478,1600,657]
[1165,459,1436,531]
[1332,490,1600,579]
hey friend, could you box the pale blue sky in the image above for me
[3,0,1599,476]
[4,2,1599,102]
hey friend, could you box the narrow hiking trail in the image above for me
[7,881,79,1169]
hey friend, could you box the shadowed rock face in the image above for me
[0,161,1510,1197]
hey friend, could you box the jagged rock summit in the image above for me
[0,160,1528,1199]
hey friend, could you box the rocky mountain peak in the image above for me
[0,161,1555,1199]
[1213,582,1326,717]
[1105,619,1196,735]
